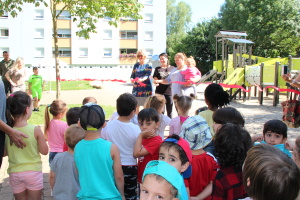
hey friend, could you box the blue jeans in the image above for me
[49,152,58,164]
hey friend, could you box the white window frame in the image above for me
[144,0,153,5]
[103,30,112,40]
[144,13,153,23]
[79,48,88,58]
[103,48,112,57]
[34,29,44,39]
[35,48,44,58]
[145,49,153,58]
[0,28,9,37]
[144,31,153,41]
[1,11,8,18]
[35,9,44,20]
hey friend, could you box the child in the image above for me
[252,119,291,157]
[211,123,252,200]
[198,83,230,154]
[44,100,68,163]
[159,134,193,200]
[141,160,186,200]
[179,116,216,200]
[66,107,81,126]
[82,96,97,105]
[212,107,245,133]
[144,94,171,139]
[5,91,48,200]
[180,56,201,96]
[133,108,163,184]
[243,144,300,200]
[28,67,44,111]
[170,94,195,135]
[49,124,85,200]
[75,103,125,199]
[102,93,141,200]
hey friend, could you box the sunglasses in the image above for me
[137,55,144,57]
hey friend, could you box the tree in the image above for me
[173,18,222,73]
[0,0,143,99]
[167,0,192,62]
[219,0,300,57]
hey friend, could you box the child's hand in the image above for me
[252,134,263,143]
[141,129,156,139]
[285,141,294,151]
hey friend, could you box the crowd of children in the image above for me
[1,63,300,199]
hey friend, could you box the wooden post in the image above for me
[273,62,280,106]
[258,63,264,105]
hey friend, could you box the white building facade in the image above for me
[0,0,166,68]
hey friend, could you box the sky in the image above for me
[176,0,225,25]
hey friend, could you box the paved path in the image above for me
[1,82,299,199]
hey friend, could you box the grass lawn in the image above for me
[28,104,115,125]
[26,81,95,91]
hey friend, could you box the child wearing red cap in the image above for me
[159,134,193,200]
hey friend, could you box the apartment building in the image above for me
[0,0,166,67]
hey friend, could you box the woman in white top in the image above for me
[5,57,26,93]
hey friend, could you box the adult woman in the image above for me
[130,49,153,113]
[5,57,26,93]
[154,52,201,98]
[153,53,175,118]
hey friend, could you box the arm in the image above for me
[28,81,32,94]
[111,144,125,200]
[133,133,150,158]
[251,134,263,143]
[49,171,56,190]
[5,71,16,87]
[0,120,28,148]
[34,126,48,155]
[140,63,152,82]
[190,75,201,83]
[191,181,213,200]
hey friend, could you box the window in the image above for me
[144,0,153,5]
[145,49,153,57]
[120,17,137,21]
[0,48,8,58]
[34,29,44,39]
[144,13,153,23]
[0,29,9,37]
[35,10,44,19]
[120,49,137,54]
[57,10,71,20]
[103,48,112,57]
[103,30,112,40]
[145,31,153,41]
[53,48,71,57]
[79,48,88,57]
[104,16,112,21]
[57,29,71,38]
[1,11,8,18]
[35,48,44,58]
[120,31,138,39]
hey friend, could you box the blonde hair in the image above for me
[136,49,147,58]
[186,56,196,67]
[144,94,166,113]
[12,57,24,70]
[44,100,68,133]
[64,124,85,150]
[174,53,187,62]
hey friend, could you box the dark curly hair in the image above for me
[214,123,252,169]
[213,107,245,127]
[204,83,230,109]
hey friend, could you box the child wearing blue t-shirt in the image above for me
[74,103,125,200]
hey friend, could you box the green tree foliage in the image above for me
[0,0,143,98]
[167,0,192,62]
[173,18,222,73]
[219,0,300,57]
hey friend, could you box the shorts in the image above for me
[31,89,42,99]
[9,171,43,194]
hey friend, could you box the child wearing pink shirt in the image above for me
[44,100,68,163]
[180,56,201,96]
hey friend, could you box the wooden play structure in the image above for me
[199,30,300,106]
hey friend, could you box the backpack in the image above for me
[281,92,300,128]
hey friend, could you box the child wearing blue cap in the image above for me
[141,160,185,200]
